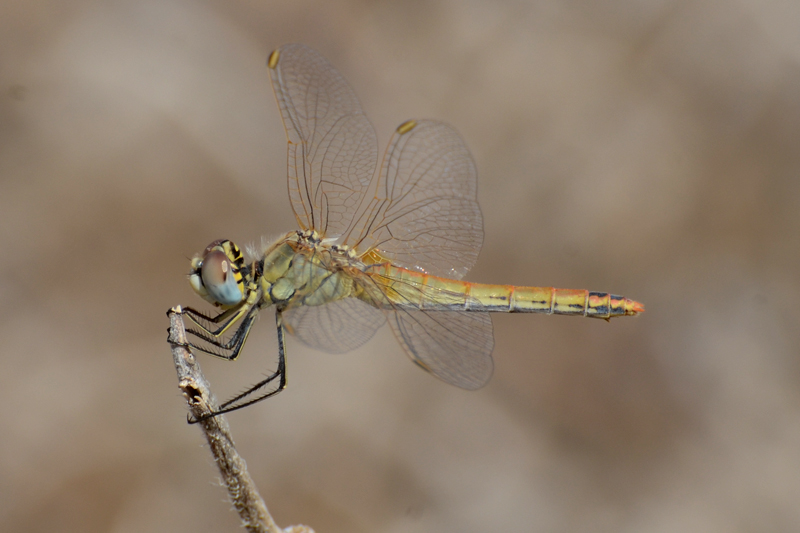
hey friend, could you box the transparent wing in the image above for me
[268,44,379,237]
[386,309,494,389]
[353,268,495,389]
[283,297,386,354]
[344,120,483,279]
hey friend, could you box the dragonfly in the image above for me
[176,44,644,421]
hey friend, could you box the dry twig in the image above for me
[167,306,314,533]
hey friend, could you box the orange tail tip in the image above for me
[627,298,645,315]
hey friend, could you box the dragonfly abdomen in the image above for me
[465,283,643,318]
[369,264,643,318]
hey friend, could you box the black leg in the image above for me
[189,310,288,423]
[184,305,259,361]
[182,305,249,337]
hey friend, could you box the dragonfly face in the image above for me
[188,240,249,308]
[174,44,644,422]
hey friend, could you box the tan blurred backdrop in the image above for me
[2,0,800,531]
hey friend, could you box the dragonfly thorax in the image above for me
[258,233,360,309]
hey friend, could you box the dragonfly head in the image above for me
[188,240,247,307]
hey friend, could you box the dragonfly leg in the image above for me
[189,310,288,423]
[182,305,249,337]
[184,305,258,361]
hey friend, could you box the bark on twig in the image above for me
[167,306,314,533]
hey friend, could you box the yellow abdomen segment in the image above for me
[467,284,644,318]
[367,264,644,318]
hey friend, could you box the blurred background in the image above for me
[2,0,800,531]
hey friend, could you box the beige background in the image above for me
[2,0,800,531]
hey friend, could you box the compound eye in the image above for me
[200,250,243,305]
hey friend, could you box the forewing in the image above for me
[268,44,379,237]
[283,297,386,354]
[386,309,494,390]
[346,120,483,279]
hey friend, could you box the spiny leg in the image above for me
[185,305,259,361]
[217,310,288,410]
[188,310,288,423]
[181,304,251,337]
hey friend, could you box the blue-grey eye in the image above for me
[200,250,243,306]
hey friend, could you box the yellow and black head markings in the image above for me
[173,44,644,421]
[188,239,251,308]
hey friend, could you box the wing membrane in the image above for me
[353,268,495,389]
[270,48,493,388]
[346,120,483,279]
[269,44,378,237]
[283,297,385,354]
[386,309,494,389]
